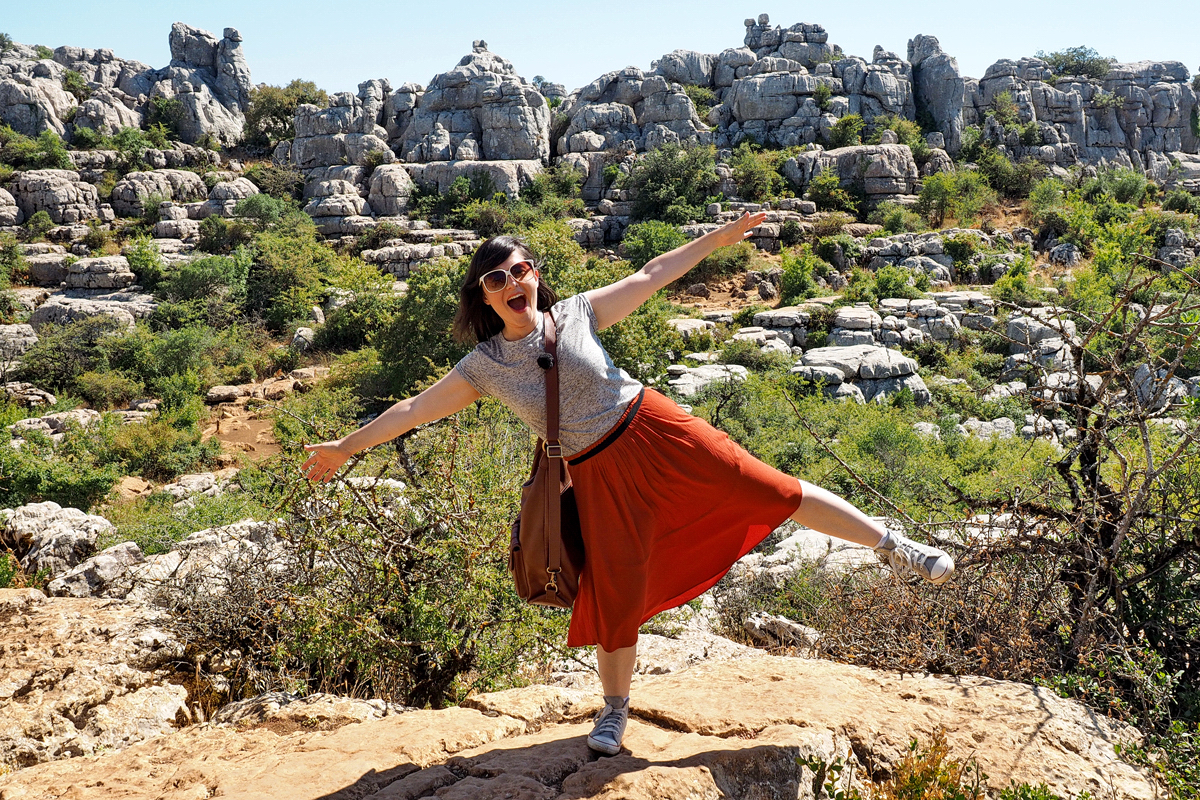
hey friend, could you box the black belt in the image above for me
[568,388,646,466]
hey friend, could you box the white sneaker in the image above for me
[875,529,955,585]
[587,696,629,755]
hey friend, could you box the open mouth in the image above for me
[507,295,529,312]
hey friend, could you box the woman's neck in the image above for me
[502,316,538,341]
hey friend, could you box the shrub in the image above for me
[110,126,151,172]
[161,253,250,303]
[990,90,1021,127]
[779,245,825,303]
[76,370,144,409]
[23,210,54,242]
[523,219,586,282]
[627,142,719,224]
[146,122,171,149]
[826,113,864,149]
[62,70,90,103]
[991,254,1042,305]
[813,233,861,267]
[0,34,12,56]
[197,215,254,254]
[943,233,980,269]
[1036,45,1115,79]
[683,84,716,117]
[812,84,832,112]
[34,45,53,60]
[720,338,790,372]
[730,141,784,202]
[376,258,470,399]
[1026,177,1066,225]
[146,96,186,139]
[868,115,929,159]
[520,161,583,207]
[621,220,687,270]
[0,233,27,285]
[875,264,925,300]
[313,291,403,352]
[1082,165,1149,206]
[243,79,329,150]
[779,219,805,247]
[0,127,72,171]
[1093,91,1123,110]
[245,212,345,331]
[916,170,997,227]
[976,147,1046,199]
[868,201,925,233]
[806,170,860,215]
[1161,189,1200,216]
[124,236,165,291]
[243,163,305,200]
[233,193,291,230]
[691,241,754,285]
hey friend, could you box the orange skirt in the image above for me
[565,388,804,651]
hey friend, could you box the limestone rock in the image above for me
[29,289,157,331]
[0,501,112,577]
[908,35,965,154]
[785,144,920,201]
[0,589,186,768]
[401,44,550,163]
[0,657,1155,799]
[1,382,55,408]
[63,256,136,290]
[666,364,748,396]
[8,170,98,224]
[0,187,24,226]
[367,164,415,216]
[403,160,543,200]
[110,170,208,218]
[0,325,38,361]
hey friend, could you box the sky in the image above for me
[3,1,1197,96]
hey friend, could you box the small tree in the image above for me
[1036,46,1116,79]
[627,142,719,224]
[243,79,329,150]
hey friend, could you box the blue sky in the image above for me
[5,1,1197,96]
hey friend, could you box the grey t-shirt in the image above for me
[454,293,643,457]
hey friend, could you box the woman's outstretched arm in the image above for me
[586,211,767,331]
[300,369,481,483]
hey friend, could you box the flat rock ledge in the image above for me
[0,653,1154,799]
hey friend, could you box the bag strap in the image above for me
[542,311,565,596]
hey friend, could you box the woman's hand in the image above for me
[707,211,768,249]
[301,440,353,483]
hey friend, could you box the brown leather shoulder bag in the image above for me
[508,311,585,608]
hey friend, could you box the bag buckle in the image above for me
[544,443,563,458]
[545,568,560,593]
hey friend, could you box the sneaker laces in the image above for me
[592,704,627,743]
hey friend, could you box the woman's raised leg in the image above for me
[790,480,955,583]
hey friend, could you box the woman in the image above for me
[301,212,954,755]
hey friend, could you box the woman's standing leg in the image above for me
[588,641,636,755]
[791,480,955,583]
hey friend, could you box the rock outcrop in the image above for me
[0,589,187,769]
[0,23,250,146]
[0,655,1156,798]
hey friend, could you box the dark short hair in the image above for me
[452,235,560,343]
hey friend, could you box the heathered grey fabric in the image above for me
[454,293,643,456]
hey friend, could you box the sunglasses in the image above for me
[478,260,536,293]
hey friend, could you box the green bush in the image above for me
[0,425,122,511]
[1161,189,1200,216]
[868,115,929,159]
[0,127,72,171]
[314,291,403,352]
[243,163,305,200]
[826,114,864,149]
[245,212,345,331]
[875,264,925,300]
[161,253,250,303]
[1026,177,1066,225]
[34,45,53,60]
[812,84,832,112]
[376,258,471,399]
[780,244,825,303]
[124,236,165,291]
[146,96,186,139]
[691,241,754,285]
[233,193,291,230]
[990,90,1021,127]
[0,232,27,285]
[868,201,925,233]
[23,210,54,241]
[1036,46,1115,79]
[243,80,329,149]
[730,141,785,202]
[976,147,1046,199]
[991,254,1043,305]
[683,84,717,117]
[720,338,791,372]
[62,69,91,103]
[806,170,860,215]
[813,233,861,267]
[75,369,144,410]
[1081,166,1149,206]
[916,170,997,227]
[197,215,254,255]
[621,220,687,270]
[943,233,980,269]
[520,161,583,207]
[627,142,719,224]
[779,219,805,247]
[524,218,586,281]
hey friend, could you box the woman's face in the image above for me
[480,250,540,335]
